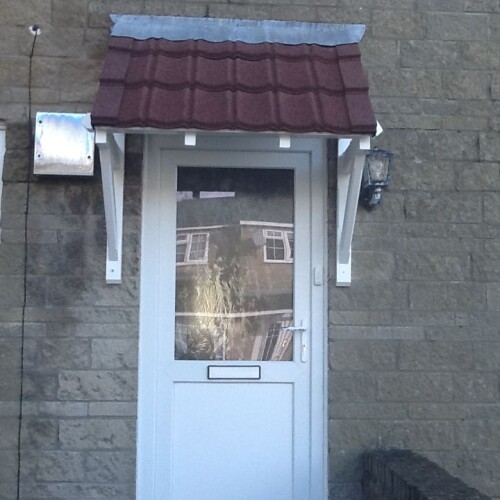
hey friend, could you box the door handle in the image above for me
[286,322,308,363]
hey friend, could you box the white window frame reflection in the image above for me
[263,229,293,263]
[176,232,209,265]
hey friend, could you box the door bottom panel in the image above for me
[172,382,293,500]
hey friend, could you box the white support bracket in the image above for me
[336,135,371,286]
[95,130,125,284]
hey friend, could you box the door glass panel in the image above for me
[174,167,294,361]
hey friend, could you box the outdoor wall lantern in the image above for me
[359,149,394,210]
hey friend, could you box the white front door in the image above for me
[138,135,327,500]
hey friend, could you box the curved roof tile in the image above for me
[92,16,377,136]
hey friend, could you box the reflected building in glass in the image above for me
[174,167,295,361]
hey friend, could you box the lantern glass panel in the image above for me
[367,155,389,183]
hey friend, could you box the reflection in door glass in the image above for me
[175,167,294,361]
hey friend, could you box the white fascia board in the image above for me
[336,135,370,286]
[95,129,125,284]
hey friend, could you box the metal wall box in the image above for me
[34,112,95,176]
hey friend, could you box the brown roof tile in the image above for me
[92,37,376,135]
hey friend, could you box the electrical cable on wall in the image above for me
[16,24,40,500]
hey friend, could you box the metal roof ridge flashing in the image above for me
[109,14,366,46]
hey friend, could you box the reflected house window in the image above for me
[176,232,209,264]
[264,229,293,263]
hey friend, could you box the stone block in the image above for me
[86,451,136,483]
[484,192,500,224]
[61,83,99,105]
[23,372,58,401]
[443,115,488,130]
[493,13,500,39]
[457,162,500,191]
[410,282,486,311]
[401,40,460,69]
[27,243,85,276]
[441,130,480,160]
[37,402,88,417]
[59,418,135,449]
[332,325,424,340]
[425,325,495,341]
[26,277,48,307]
[272,5,318,21]
[409,403,469,419]
[2,150,29,182]
[0,243,25,275]
[84,28,110,59]
[404,192,482,223]
[377,372,454,401]
[422,99,459,115]
[319,6,372,24]
[52,0,88,27]
[0,450,17,483]
[350,251,395,281]
[417,0,466,11]
[1,182,27,214]
[88,402,137,416]
[331,282,408,311]
[442,71,491,99]
[58,370,137,401]
[21,418,58,448]
[329,449,364,484]
[0,402,18,417]
[473,254,500,281]
[376,113,442,130]
[208,3,274,19]
[330,340,398,371]
[329,310,393,326]
[371,97,423,114]
[0,0,52,26]
[462,42,500,70]
[358,39,398,68]
[329,419,380,450]
[46,276,139,307]
[453,373,499,402]
[378,420,455,450]
[465,0,500,12]
[395,253,471,281]
[30,57,63,89]
[457,419,500,450]
[0,25,23,55]
[368,68,442,98]
[426,12,490,40]
[20,481,135,499]
[91,338,138,369]
[394,159,455,191]
[329,372,377,403]
[0,338,20,400]
[37,338,91,369]
[35,451,85,482]
[330,403,408,420]
[26,305,138,325]
[399,341,474,371]
[474,342,500,370]
[487,283,500,311]
[0,418,19,449]
[372,11,425,39]
[480,132,500,161]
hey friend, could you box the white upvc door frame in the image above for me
[137,133,328,500]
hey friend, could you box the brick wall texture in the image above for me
[0,1,499,500]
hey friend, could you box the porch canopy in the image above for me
[91,15,378,284]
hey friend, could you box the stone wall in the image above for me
[0,1,499,500]
[363,450,491,500]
